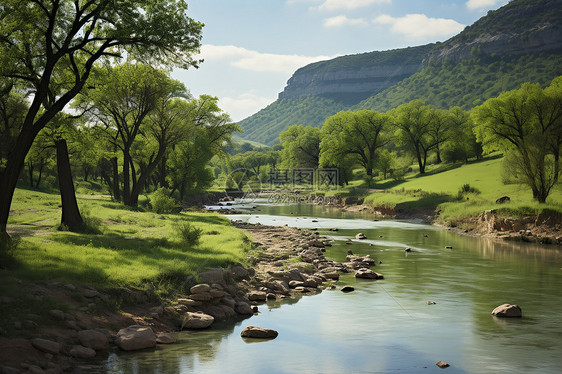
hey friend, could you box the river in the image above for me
[100,201,562,374]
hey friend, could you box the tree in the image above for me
[442,106,482,163]
[320,110,391,177]
[472,80,562,203]
[0,0,203,237]
[80,64,188,207]
[279,125,321,169]
[390,100,440,174]
[165,96,239,200]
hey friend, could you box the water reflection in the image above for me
[102,202,562,374]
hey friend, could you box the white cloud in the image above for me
[323,15,368,27]
[373,14,466,40]
[314,0,390,11]
[220,92,275,122]
[199,45,333,75]
[466,0,506,11]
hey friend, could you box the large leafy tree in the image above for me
[279,125,321,169]
[390,100,441,174]
[472,79,562,203]
[80,64,188,207]
[0,0,203,237]
[320,110,390,177]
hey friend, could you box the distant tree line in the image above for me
[227,77,562,203]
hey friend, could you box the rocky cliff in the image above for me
[278,45,433,104]
[425,0,562,64]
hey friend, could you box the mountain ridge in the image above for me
[238,0,562,145]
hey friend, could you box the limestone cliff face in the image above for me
[278,45,432,103]
[277,0,562,104]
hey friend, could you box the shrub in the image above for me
[149,188,179,214]
[457,183,481,199]
[174,221,203,248]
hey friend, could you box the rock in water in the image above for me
[491,304,522,318]
[436,361,450,368]
[241,326,278,339]
[355,268,384,279]
[341,286,355,293]
[182,312,215,329]
[115,325,156,351]
[355,233,367,240]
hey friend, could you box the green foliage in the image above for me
[280,125,321,169]
[472,78,562,202]
[149,188,179,214]
[457,184,481,199]
[357,51,562,113]
[320,110,391,177]
[4,189,249,288]
[238,96,350,145]
[174,221,203,248]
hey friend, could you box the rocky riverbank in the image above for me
[310,194,561,245]
[0,223,382,374]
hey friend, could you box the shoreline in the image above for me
[0,221,379,373]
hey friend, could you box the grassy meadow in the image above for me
[363,156,562,221]
[1,186,251,296]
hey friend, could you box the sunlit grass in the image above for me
[364,156,562,219]
[3,189,250,290]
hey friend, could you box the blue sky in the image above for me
[172,0,509,122]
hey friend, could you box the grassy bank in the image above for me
[1,188,251,296]
[363,156,562,221]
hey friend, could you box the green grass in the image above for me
[364,156,562,220]
[2,189,251,293]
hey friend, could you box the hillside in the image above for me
[238,0,562,145]
[355,49,562,112]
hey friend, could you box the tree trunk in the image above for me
[55,139,84,231]
[27,161,34,188]
[111,157,120,201]
[35,159,44,189]
[0,125,38,237]
[436,147,442,164]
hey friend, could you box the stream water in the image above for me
[99,201,562,374]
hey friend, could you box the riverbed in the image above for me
[101,201,562,374]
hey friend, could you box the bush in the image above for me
[149,188,179,214]
[457,183,481,199]
[175,221,203,248]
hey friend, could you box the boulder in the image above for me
[355,268,384,279]
[230,265,250,281]
[198,269,228,286]
[78,329,108,350]
[240,326,279,339]
[341,286,355,293]
[188,292,213,301]
[235,302,254,315]
[49,309,65,321]
[181,312,215,329]
[491,304,522,318]
[178,298,203,306]
[495,196,510,204]
[115,325,157,351]
[31,338,61,355]
[190,284,212,294]
[436,361,450,368]
[156,332,176,344]
[69,345,96,358]
[247,291,267,302]
[355,233,367,240]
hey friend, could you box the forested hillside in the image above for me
[238,0,562,145]
[356,50,562,112]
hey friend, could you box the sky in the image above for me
[172,0,510,122]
